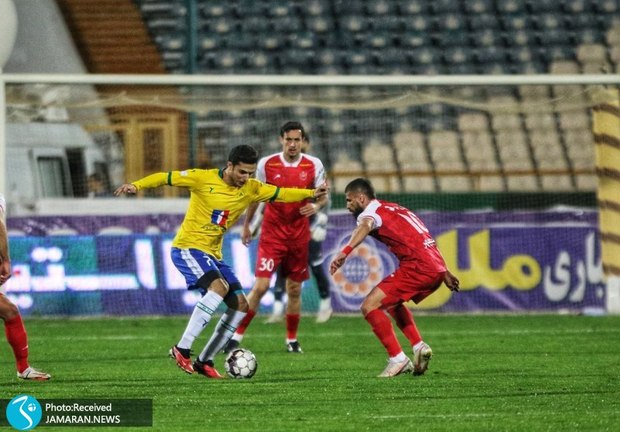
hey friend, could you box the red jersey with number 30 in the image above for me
[257,152,326,243]
[357,199,446,274]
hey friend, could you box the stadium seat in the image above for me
[300,0,331,16]
[495,130,533,171]
[530,130,568,170]
[564,130,595,170]
[463,0,493,14]
[468,14,501,32]
[496,0,527,14]
[331,152,364,192]
[437,176,473,192]
[527,0,562,13]
[506,175,539,191]
[518,85,550,103]
[307,16,335,34]
[523,112,555,131]
[200,1,233,18]
[401,30,432,49]
[396,0,428,15]
[428,130,464,171]
[558,111,590,131]
[402,176,437,192]
[393,131,433,172]
[540,175,574,191]
[462,130,500,172]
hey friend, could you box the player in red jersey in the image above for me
[0,193,51,381]
[329,178,460,377]
[225,121,328,354]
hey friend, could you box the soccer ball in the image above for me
[224,348,257,379]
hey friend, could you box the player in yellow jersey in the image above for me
[114,145,328,378]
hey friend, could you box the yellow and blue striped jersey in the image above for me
[132,168,315,259]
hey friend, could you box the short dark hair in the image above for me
[280,121,305,138]
[345,178,376,199]
[228,145,259,165]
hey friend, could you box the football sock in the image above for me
[311,263,331,299]
[388,304,422,347]
[4,315,29,373]
[365,309,402,357]
[177,291,223,350]
[198,308,247,362]
[286,313,300,341]
[231,309,256,341]
[390,352,408,362]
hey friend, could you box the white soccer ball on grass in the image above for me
[224,348,257,379]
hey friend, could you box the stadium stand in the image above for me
[125,0,617,191]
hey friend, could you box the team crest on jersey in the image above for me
[211,209,230,226]
[299,171,308,182]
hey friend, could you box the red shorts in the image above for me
[255,239,309,282]
[378,264,445,308]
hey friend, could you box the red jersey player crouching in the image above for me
[329,178,459,378]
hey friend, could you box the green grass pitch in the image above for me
[1,314,619,431]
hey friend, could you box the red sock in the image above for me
[388,304,422,347]
[286,313,300,340]
[235,309,256,336]
[365,309,402,357]
[4,315,29,373]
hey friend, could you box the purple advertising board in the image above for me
[4,209,604,315]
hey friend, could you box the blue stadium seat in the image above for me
[499,13,534,31]
[233,0,267,17]
[532,14,564,31]
[475,46,508,64]
[410,47,442,65]
[562,0,587,13]
[470,29,504,47]
[366,0,396,15]
[239,16,272,33]
[305,16,335,34]
[288,31,318,50]
[200,1,233,18]
[300,0,331,16]
[370,16,404,32]
[502,29,537,47]
[400,30,432,49]
[433,31,469,48]
[428,0,461,14]
[443,47,475,65]
[496,0,527,14]
[403,15,431,32]
[467,14,501,31]
[527,0,563,13]
[432,13,467,32]
[463,0,493,14]
[395,0,428,15]
[592,0,619,13]
[362,32,394,49]
[340,15,371,32]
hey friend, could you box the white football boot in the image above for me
[413,342,433,376]
[377,357,413,378]
[316,298,333,323]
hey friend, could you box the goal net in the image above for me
[1,74,618,316]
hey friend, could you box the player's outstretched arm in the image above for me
[114,183,138,196]
[444,270,460,292]
[329,217,373,275]
[313,182,329,199]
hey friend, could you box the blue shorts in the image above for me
[171,247,242,295]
